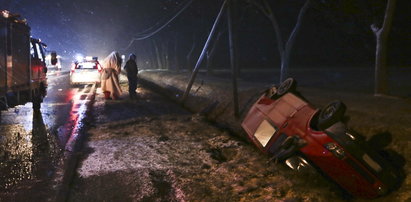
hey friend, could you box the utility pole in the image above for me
[227,0,239,118]
[181,0,227,103]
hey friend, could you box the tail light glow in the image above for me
[71,63,76,73]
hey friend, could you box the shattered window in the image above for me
[254,120,276,147]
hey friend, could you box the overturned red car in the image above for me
[241,78,402,199]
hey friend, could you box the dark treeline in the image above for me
[130,0,410,70]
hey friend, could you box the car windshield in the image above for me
[77,62,96,69]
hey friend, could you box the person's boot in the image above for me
[112,93,121,100]
[129,92,136,99]
[104,91,111,99]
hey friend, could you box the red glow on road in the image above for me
[59,85,95,152]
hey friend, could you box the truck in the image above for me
[0,10,54,112]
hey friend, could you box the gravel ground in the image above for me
[67,84,342,201]
[67,74,410,201]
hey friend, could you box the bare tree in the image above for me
[371,0,396,95]
[246,0,311,82]
[173,33,180,71]
[152,39,163,69]
[161,40,170,70]
[186,34,197,71]
[206,31,224,75]
[313,0,398,95]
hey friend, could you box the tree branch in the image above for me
[370,23,380,35]
[247,0,269,16]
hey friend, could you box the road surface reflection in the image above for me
[0,108,60,190]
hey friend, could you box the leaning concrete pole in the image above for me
[181,0,227,103]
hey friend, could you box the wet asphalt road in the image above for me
[0,70,95,200]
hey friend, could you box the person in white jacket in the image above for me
[101,51,122,100]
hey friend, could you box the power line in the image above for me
[122,0,194,51]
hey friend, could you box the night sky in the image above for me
[1,0,189,62]
[1,0,410,69]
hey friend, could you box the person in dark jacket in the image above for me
[124,53,138,98]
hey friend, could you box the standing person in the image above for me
[124,53,138,99]
[101,51,122,100]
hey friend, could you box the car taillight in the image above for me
[324,142,345,159]
[71,63,76,73]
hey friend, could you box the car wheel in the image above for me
[265,85,277,98]
[317,100,346,130]
[277,78,297,96]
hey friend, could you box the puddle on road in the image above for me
[0,106,61,191]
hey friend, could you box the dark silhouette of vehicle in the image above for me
[0,10,54,111]
[241,78,402,199]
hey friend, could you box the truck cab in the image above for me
[0,10,49,111]
[30,38,48,93]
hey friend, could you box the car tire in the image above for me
[317,100,346,130]
[265,85,277,98]
[277,78,297,96]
